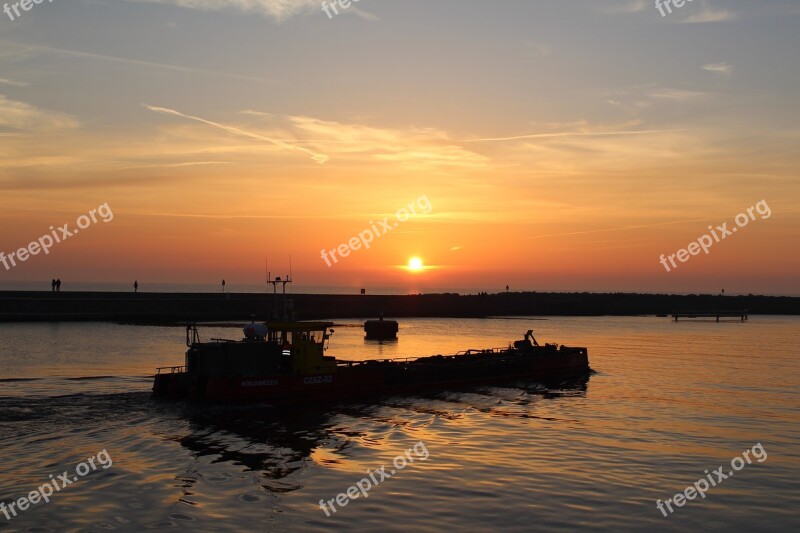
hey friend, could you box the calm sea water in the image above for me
[0,317,798,532]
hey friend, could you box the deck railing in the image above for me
[155,365,186,374]
[335,347,512,368]
[454,347,508,356]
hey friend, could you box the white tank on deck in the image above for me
[243,322,268,339]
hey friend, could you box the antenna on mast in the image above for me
[266,259,292,320]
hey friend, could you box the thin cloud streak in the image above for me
[601,0,647,14]
[144,105,329,163]
[681,8,737,23]
[462,130,674,143]
[15,44,280,84]
[0,78,28,87]
[118,161,235,170]
[523,217,729,240]
[133,0,319,22]
[0,95,80,132]
[703,62,734,75]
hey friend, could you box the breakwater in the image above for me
[0,291,798,323]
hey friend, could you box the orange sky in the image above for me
[1,1,799,294]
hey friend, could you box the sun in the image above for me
[408,257,424,272]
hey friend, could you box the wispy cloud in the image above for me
[602,0,647,14]
[462,129,669,143]
[648,88,707,102]
[0,95,79,132]
[118,161,234,170]
[703,61,734,75]
[350,6,379,21]
[0,78,28,87]
[133,0,319,22]
[144,104,330,163]
[285,116,489,169]
[680,4,738,23]
[18,44,280,84]
[604,85,710,111]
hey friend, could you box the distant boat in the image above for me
[364,316,398,340]
[153,324,590,404]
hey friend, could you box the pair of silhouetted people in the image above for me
[51,278,61,292]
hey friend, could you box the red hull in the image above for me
[154,349,589,404]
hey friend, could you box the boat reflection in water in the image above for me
[170,372,591,489]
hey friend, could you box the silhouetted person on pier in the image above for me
[56,278,61,292]
[222,279,226,293]
[134,280,138,293]
[51,279,56,292]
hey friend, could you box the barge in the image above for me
[153,321,590,403]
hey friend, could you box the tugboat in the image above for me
[153,273,589,403]
[153,322,590,404]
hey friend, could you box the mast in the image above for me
[266,261,292,320]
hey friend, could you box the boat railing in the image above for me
[336,356,420,368]
[454,347,507,356]
[336,347,511,368]
[156,365,186,375]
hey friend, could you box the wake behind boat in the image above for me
[153,321,590,403]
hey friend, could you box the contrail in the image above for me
[144,105,329,163]
[7,43,280,85]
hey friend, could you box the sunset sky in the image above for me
[1,0,799,294]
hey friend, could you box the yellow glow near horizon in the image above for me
[408,257,424,272]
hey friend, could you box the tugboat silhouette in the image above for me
[153,275,589,404]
